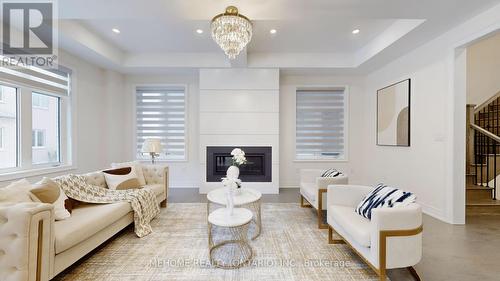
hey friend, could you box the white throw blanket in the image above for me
[54,174,160,237]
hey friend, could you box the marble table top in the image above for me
[208,208,253,227]
[207,187,262,206]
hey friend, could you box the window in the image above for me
[32,93,60,164]
[296,87,347,160]
[135,86,186,161]
[0,61,70,174]
[0,84,17,169]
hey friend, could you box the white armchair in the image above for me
[327,185,422,281]
[299,169,348,229]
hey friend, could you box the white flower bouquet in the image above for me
[230,148,247,167]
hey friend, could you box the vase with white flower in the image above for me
[221,177,242,215]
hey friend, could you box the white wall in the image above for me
[359,4,500,223]
[124,73,200,189]
[279,74,365,187]
[466,32,500,105]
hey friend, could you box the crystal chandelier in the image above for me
[211,6,252,59]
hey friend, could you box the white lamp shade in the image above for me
[141,138,163,153]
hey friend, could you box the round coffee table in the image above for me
[207,188,262,240]
[208,208,253,269]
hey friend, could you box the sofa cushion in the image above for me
[329,205,371,247]
[54,202,132,254]
[300,182,316,203]
[112,161,146,186]
[103,167,140,190]
[142,184,164,197]
[83,171,107,188]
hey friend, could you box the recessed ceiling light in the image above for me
[196,29,204,34]
[270,29,277,34]
[352,29,360,34]
[112,28,120,34]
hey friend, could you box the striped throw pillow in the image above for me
[321,168,343,178]
[355,184,416,220]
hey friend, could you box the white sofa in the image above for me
[0,164,168,281]
[327,185,422,281]
[299,169,348,228]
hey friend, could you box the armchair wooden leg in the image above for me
[328,225,345,244]
[407,266,421,281]
[300,195,313,208]
[317,189,328,229]
[160,199,167,208]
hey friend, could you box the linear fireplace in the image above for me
[206,146,272,182]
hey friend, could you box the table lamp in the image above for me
[141,138,163,164]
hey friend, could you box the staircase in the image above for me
[466,91,500,215]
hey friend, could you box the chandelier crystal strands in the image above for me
[211,6,252,59]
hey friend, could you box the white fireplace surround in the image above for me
[199,69,280,194]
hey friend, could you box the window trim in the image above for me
[132,83,189,162]
[293,84,349,162]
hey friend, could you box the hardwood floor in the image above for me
[170,188,500,281]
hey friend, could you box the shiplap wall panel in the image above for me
[200,112,279,135]
[200,90,279,112]
[199,69,279,90]
[199,68,280,194]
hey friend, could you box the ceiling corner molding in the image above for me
[354,19,426,67]
[59,20,126,69]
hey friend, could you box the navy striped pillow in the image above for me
[321,168,343,178]
[355,184,416,220]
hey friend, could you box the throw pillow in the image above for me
[321,168,343,177]
[103,167,141,190]
[355,183,416,220]
[111,161,146,186]
[38,177,71,221]
[30,182,60,204]
[0,179,34,203]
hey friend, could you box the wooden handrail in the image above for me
[474,90,500,114]
[470,123,500,143]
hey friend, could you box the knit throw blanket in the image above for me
[54,174,160,237]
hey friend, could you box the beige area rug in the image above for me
[55,203,381,281]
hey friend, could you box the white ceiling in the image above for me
[56,0,500,73]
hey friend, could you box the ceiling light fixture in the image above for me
[352,29,360,34]
[196,29,204,34]
[211,6,252,59]
[270,29,277,34]
[112,28,120,34]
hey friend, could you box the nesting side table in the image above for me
[208,208,253,269]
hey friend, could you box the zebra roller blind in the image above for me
[296,87,347,160]
[136,86,186,160]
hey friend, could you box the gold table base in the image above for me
[208,220,253,269]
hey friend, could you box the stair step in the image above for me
[466,199,500,215]
[466,184,493,190]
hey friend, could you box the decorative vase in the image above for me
[225,187,234,216]
[226,165,240,179]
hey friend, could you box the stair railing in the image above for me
[470,123,498,200]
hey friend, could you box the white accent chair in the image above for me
[299,169,348,228]
[327,185,422,281]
